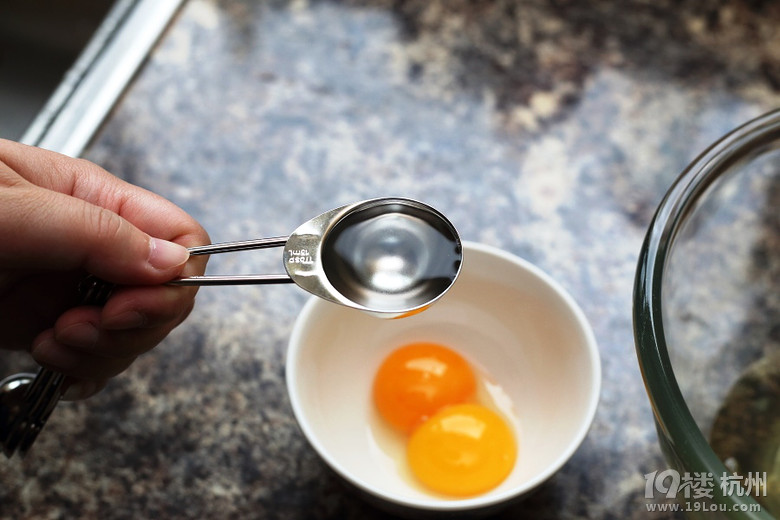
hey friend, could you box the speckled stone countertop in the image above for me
[2,1,779,518]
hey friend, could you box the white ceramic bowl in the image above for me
[286,241,601,516]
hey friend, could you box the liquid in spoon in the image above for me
[321,203,462,312]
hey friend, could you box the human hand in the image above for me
[0,139,209,400]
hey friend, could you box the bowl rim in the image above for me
[286,241,601,512]
[633,109,780,516]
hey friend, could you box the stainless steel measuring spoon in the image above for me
[1,197,462,457]
[174,197,463,317]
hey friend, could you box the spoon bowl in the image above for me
[286,198,463,317]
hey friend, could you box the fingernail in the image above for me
[148,238,189,271]
[58,322,99,348]
[102,310,146,330]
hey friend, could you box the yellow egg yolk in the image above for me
[406,403,517,497]
[373,342,476,434]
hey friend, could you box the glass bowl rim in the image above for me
[633,108,780,516]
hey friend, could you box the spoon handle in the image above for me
[168,274,293,286]
[187,236,288,255]
[169,236,294,285]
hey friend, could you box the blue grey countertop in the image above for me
[2,0,779,518]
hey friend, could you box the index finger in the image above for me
[0,139,208,247]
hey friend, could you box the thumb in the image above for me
[2,186,190,284]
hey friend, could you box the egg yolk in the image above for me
[407,403,516,497]
[373,342,476,434]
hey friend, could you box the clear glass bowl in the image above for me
[634,109,780,519]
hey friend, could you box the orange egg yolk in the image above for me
[373,342,476,434]
[406,403,517,497]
